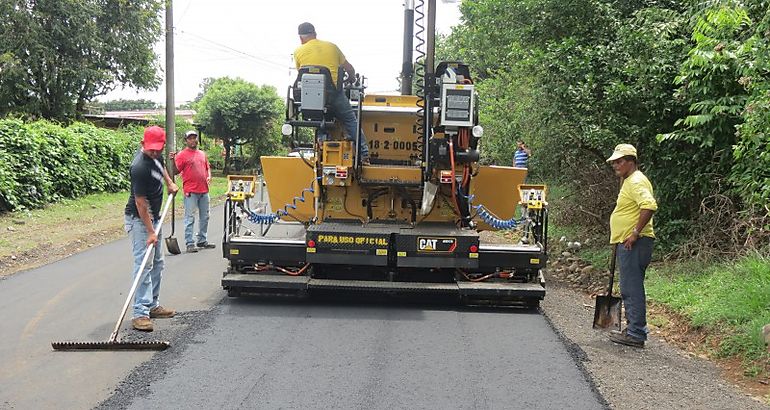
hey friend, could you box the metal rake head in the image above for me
[51,340,170,351]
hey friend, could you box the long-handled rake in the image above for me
[52,195,175,351]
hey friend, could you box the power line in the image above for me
[176,0,195,26]
[177,30,288,71]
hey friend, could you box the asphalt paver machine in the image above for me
[221,0,548,306]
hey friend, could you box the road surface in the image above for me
[0,205,605,409]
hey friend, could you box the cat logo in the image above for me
[417,237,457,253]
[418,238,438,251]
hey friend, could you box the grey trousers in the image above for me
[617,236,654,341]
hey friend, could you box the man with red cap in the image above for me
[124,126,179,332]
[170,130,215,253]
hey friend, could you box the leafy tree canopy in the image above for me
[442,0,770,248]
[0,0,164,121]
[194,77,283,173]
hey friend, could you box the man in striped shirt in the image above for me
[513,140,531,168]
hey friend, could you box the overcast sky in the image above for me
[103,0,462,105]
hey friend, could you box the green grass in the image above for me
[0,176,232,261]
[1,190,129,232]
[647,255,770,364]
[4,176,230,225]
[577,246,613,270]
[208,175,229,201]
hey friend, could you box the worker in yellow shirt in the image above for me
[294,22,369,163]
[606,143,657,348]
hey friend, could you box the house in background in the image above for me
[84,109,196,129]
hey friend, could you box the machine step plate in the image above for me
[309,279,458,292]
[456,282,545,299]
[222,273,309,290]
[223,273,544,299]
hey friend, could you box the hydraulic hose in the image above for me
[448,137,461,217]
[413,0,426,161]
[459,187,525,230]
[243,177,320,225]
[474,206,523,230]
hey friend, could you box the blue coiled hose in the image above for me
[459,187,524,230]
[474,205,523,230]
[243,178,320,224]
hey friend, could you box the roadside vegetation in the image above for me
[647,256,770,377]
[442,0,770,385]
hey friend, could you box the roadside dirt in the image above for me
[0,228,123,277]
[480,231,769,407]
[541,281,768,409]
[646,303,770,400]
[0,222,125,277]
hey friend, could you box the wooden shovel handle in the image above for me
[606,245,618,296]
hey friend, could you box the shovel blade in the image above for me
[165,237,181,255]
[593,295,622,330]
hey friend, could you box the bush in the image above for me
[0,119,139,212]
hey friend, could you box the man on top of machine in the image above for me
[293,22,370,163]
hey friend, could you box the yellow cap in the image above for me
[606,144,637,163]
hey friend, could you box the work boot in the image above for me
[186,245,198,253]
[196,242,216,249]
[132,316,153,332]
[149,306,176,319]
[609,329,645,348]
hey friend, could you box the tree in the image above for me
[0,0,163,121]
[194,77,283,173]
[94,99,160,112]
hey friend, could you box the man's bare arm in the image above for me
[634,209,655,235]
[162,167,179,194]
[168,152,180,176]
[341,61,356,82]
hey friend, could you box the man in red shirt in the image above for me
[170,130,215,253]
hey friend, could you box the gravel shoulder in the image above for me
[541,279,769,409]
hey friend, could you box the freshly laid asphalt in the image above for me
[0,204,605,410]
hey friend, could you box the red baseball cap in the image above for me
[142,126,166,151]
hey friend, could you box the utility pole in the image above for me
[165,0,175,173]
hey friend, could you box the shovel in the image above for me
[593,245,622,330]
[165,193,181,255]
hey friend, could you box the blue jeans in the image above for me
[124,215,163,318]
[183,192,210,246]
[328,89,369,158]
[617,236,654,341]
